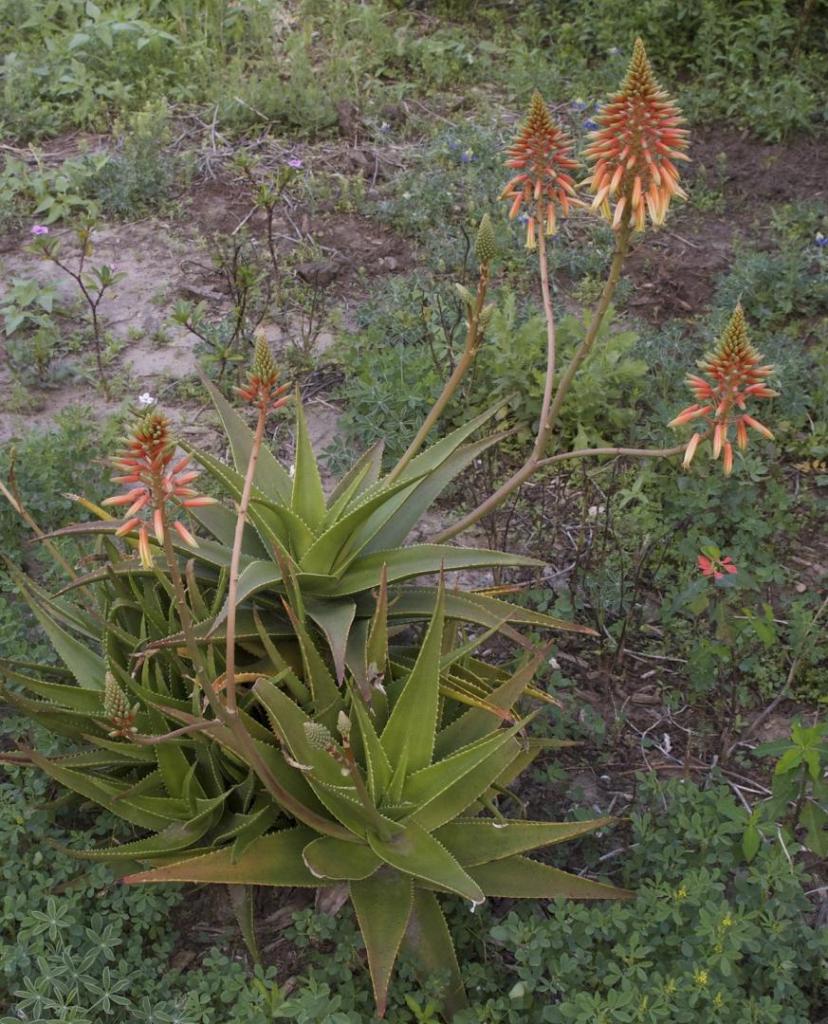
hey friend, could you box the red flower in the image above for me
[698,553,738,580]
[583,38,689,232]
[501,91,580,249]
[669,305,777,474]
[103,410,214,567]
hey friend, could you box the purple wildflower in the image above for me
[30,225,49,235]
[286,158,303,170]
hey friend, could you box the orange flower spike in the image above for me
[584,37,689,232]
[501,90,580,248]
[104,407,213,564]
[669,305,778,474]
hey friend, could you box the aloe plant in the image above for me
[46,377,590,696]
[1,563,629,1019]
[1,351,627,1020]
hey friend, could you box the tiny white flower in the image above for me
[289,463,295,478]
[138,392,155,408]
[661,733,672,754]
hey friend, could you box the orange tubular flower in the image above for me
[669,304,777,474]
[103,408,214,567]
[583,37,689,232]
[237,334,291,412]
[501,90,580,249]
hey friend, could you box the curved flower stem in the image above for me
[386,266,489,484]
[535,443,686,469]
[435,222,631,542]
[543,223,631,433]
[130,719,222,745]
[224,404,267,715]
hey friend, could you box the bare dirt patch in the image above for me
[622,125,828,321]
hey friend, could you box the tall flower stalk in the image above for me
[436,52,690,541]
[224,336,290,713]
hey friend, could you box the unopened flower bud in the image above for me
[477,303,495,332]
[337,711,352,740]
[475,213,497,264]
[304,720,334,751]
[454,283,475,307]
[103,672,129,720]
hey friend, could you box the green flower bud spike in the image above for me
[475,213,497,265]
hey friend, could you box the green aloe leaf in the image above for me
[279,601,343,724]
[350,693,392,803]
[185,447,298,565]
[367,822,483,904]
[380,582,444,774]
[302,836,381,880]
[326,440,384,519]
[364,435,506,554]
[435,817,614,866]
[350,871,414,1017]
[252,678,383,837]
[0,664,103,714]
[404,724,527,832]
[324,545,539,598]
[10,573,105,690]
[435,650,547,757]
[202,374,293,503]
[468,855,633,900]
[305,598,356,684]
[228,884,260,964]
[401,889,467,1019]
[299,477,418,575]
[249,497,316,562]
[27,752,185,831]
[148,706,200,800]
[188,502,268,556]
[395,403,502,485]
[124,827,323,886]
[384,588,595,635]
[366,564,388,678]
[214,559,283,623]
[291,396,327,532]
[0,685,102,741]
[71,793,227,861]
